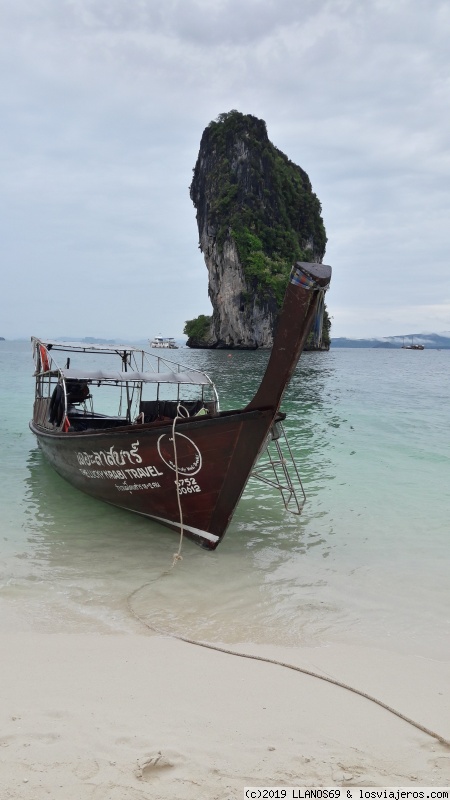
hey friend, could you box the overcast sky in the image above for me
[1,0,449,340]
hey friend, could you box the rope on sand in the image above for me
[126,578,450,750]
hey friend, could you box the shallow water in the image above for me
[0,341,449,660]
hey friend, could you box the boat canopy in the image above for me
[62,368,211,385]
[33,338,143,355]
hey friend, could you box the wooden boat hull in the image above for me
[30,408,274,550]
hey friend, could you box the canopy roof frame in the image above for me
[61,368,213,386]
[31,337,217,396]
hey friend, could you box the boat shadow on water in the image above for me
[22,442,341,648]
[23,446,180,558]
[23,440,333,560]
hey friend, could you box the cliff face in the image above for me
[188,111,327,349]
[190,237,276,349]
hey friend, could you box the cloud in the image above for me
[333,303,450,339]
[0,0,449,338]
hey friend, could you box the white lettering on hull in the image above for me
[75,438,204,497]
[157,433,202,476]
[79,465,163,481]
[76,440,143,467]
[76,440,164,488]
[175,477,201,494]
[115,482,161,492]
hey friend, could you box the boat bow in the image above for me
[247,261,331,414]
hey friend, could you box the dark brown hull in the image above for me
[30,408,274,549]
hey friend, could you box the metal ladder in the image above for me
[250,418,306,514]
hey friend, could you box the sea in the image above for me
[0,340,449,662]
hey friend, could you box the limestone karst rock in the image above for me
[188,110,328,349]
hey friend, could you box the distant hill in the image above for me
[331,333,450,349]
[57,336,117,345]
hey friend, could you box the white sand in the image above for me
[1,631,449,798]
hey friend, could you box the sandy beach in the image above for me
[1,628,449,799]
[1,343,450,797]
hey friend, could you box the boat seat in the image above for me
[139,400,160,423]
[68,416,127,431]
[66,379,91,405]
[139,400,214,423]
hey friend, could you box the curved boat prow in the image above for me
[247,262,332,413]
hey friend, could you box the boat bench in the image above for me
[139,400,214,423]
[68,415,127,432]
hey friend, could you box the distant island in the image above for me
[332,333,450,349]
[57,336,117,345]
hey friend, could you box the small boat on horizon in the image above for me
[30,261,331,550]
[149,335,178,349]
[402,336,425,350]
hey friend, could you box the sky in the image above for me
[1,0,449,340]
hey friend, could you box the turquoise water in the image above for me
[0,340,449,660]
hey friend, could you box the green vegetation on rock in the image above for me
[192,110,327,305]
[321,308,331,348]
[183,314,212,341]
[189,110,331,347]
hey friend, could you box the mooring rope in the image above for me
[170,404,190,568]
[128,400,449,749]
[126,576,450,750]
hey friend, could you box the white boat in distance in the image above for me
[149,335,178,349]
[401,336,424,351]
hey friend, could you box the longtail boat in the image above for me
[30,261,331,550]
